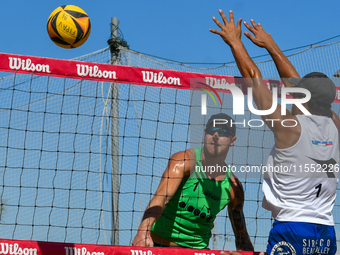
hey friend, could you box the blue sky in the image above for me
[1,0,340,251]
[1,0,340,64]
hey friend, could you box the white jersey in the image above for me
[262,114,339,226]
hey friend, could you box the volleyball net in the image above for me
[0,238,260,255]
[0,40,340,252]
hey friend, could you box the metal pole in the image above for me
[110,16,120,245]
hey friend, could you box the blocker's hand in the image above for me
[243,19,275,49]
[209,10,242,46]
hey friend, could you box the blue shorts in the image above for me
[267,221,337,255]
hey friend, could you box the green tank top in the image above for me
[151,148,232,249]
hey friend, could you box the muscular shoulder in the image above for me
[169,149,196,178]
[274,115,301,149]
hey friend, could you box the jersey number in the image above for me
[193,182,199,192]
[315,183,322,198]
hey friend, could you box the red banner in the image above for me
[0,52,339,103]
[0,238,260,255]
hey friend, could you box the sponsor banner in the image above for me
[0,239,259,255]
[1,52,339,103]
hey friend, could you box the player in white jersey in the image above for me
[210,10,339,255]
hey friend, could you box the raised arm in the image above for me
[210,10,261,81]
[132,150,192,247]
[210,10,298,148]
[243,20,300,83]
[228,174,254,251]
[209,10,273,113]
[244,19,340,136]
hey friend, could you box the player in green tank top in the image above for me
[151,147,232,249]
[132,113,254,250]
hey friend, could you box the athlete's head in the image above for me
[289,72,336,117]
[203,113,236,160]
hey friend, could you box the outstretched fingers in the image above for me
[244,21,255,34]
[243,19,272,49]
[211,10,236,29]
[211,15,224,30]
[210,9,243,46]
[226,10,233,24]
[244,19,261,34]
[210,16,224,36]
[236,17,243,30]
[209,26,222,35]
[243,22,256,41]
[244,31,255,42]
[251,19,262,30]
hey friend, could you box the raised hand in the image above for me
[244,19,300,86]
[210,10,243,46]
[243,19,275,49]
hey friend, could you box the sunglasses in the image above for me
[205,127,232,137]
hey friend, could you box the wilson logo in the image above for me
[0,243,37,255]
[204,76,240,89]
[76,64,117,79]
[64,247,104,255]
[9,57,51,73]
[141,71,181,85]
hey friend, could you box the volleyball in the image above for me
[47,5,91,49]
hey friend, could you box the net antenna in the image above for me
[109,16,120,246]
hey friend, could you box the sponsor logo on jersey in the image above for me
[311,140,333,146]
[270,241,296,255]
